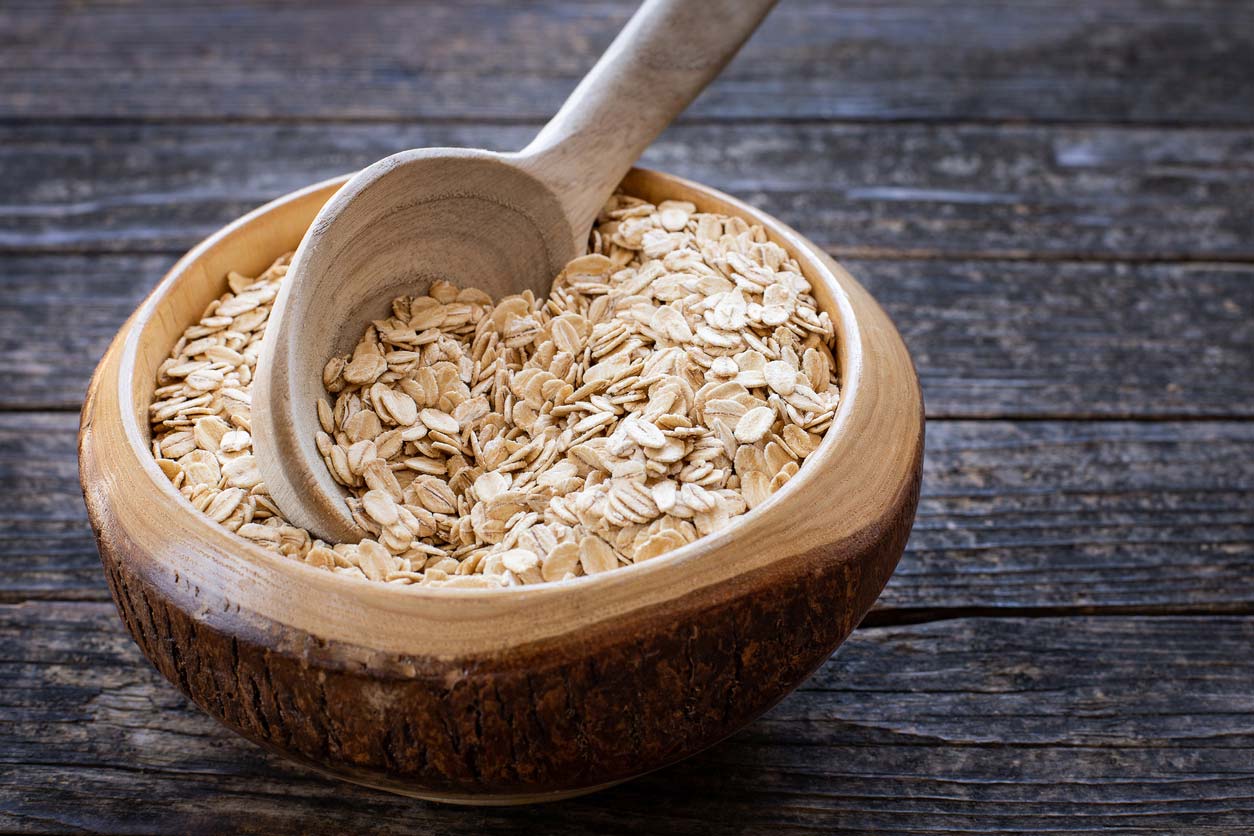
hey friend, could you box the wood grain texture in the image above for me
[8,413,1253,614]
[4,122,1252,259]
[4,0,1252,826]
[4,253,1249,416]
[854,258,1254,420]
[3,0,1251,123]
[4,603,1253,833]
[881,420,1254,616]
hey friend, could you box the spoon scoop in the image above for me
[253,0,778,543]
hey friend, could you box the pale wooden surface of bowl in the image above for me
[78,167,923,802]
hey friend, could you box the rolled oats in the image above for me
[150,193,840,588]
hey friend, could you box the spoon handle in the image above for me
[518,0,778,240]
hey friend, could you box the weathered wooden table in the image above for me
[3,1,1253,832]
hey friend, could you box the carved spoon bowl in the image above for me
[78,167,923,804]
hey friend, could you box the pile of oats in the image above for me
[151,194,839,589]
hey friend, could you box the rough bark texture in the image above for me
[92,468,916,798]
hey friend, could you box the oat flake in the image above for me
[150,193,840,588]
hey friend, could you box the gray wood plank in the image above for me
[2,0,1251,123]
[880,420,1254,617]
[858,258,1254,420]
[2,603,1252,833]
[0,254,164,411]
[14,414,1253,612]
[3,253,1249,416]
[3,122,1253,260]
[3,2,1250,832]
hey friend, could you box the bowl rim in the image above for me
[113,168,865,600]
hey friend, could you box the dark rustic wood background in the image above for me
[3,1,1253,833]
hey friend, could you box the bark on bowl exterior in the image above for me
[78,168,924,804]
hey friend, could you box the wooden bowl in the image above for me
[78,168,924,804]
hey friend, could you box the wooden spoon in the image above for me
[253,0,778,542]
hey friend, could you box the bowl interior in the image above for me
[117,167,862,599]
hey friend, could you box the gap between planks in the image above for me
[6,245,1254,268]
[862,601,1254,628]
[4,114,1254,131]
[6,589,1252,626]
